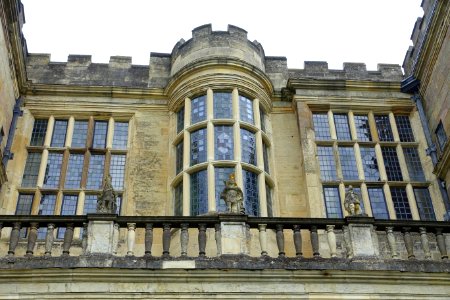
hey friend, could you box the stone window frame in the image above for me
[313,110,437,221]
[17,115,130,238]
[171,88,274,217]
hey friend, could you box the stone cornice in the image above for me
[288,78,402,92]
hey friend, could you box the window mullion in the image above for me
[36,149,49,188]
[43,116,55,147]
[396,144,410,181]
[383,184,397,219]
[374,144,388,181]
[406,183,421,220]
[80,151,91,189]
[360,183,373,216]
[389,112,400,142]
[327,110,337,140]
[348,111,357,140]
[30,190,41,215]
[353,143,365,181]
[86,117,95,148]
[106,117,114,149]
[104,150,112,179]
[368,111,379,142]
[65,116,75,148]
[59,149,70,189]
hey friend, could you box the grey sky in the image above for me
[21,0,422,70]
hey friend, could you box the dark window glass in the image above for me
[174,183,183,216]
[190,170,208,216]
[395,116,415,142]
[260,108,266,132]
[243,170,259,216]
[213,92,232,119]
[92,121,107,148]
[22,152,42,187]
[241,129,256,165]
[43,152,63,188]
[190,128,207,166]
[177,107,185,133]
[391,187,412,220]
[317,146,337,181]
[37,194,57,239]
[323,186,342,218]
[354,115,371,141]
[30,119,48,146]
[58,195,78,238]
[64,154,84,188]
[375,115,394,142]
[360,147,380,181]
[334,113,351,140]
[176,142,183,174]
[414,188,436,221]
[312,113,331,140]
[403,148,425,181]
[367,187,389,219]
[263,142,270,174]
[191,95,207,124]
[86,155,105,189]
[215,126,234,160]
[215,167,235,212]
[239,96,254,124]
[50,120,68,147]
[338,147,358,180]
[83,195,98,214]
[266,183,273,218]
[16,194,34,238]
[110,154,126,190]
[71,120,88,148]
[436,122,448,153]
[112,122,128,149]
[382,147,403,181]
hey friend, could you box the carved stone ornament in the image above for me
[220,174,245,214]
[97,174,118,214]
[344,185,364,216]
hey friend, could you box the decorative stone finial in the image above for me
[344,185,364,216]
[220,174,245,214]
[97,174,117,214]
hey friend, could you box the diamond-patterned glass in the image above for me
[215,126,234,160]
[190,128,207,166]
[243,170,259,216]
[241,129,256,165]
[239,96,254,124]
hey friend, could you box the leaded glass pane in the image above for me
[375,115,394,142]
[37,194,57,239]
[92,121,107,148]
[239,95,254,124]
[241,129,256,165]
[16,194,33,238]
[176,142,183,174]
[263,142,270,173]
[191,95,206,124]
[414,188,436,221]
[213,92,232,119]
[190,170,208,216]
[65,154,84,188]
[215,167,235,212]
[174,183,183,216]
[323,186,342,218]
[83,195,98,214]
[367,187,389,219]
[334,114,351,140]
[312,113,331,140]
[86,155,105,189]
[43,152,63,188]
[260,108,266,132]
[112,122,129,149]
[58,195,78,238]
[395,115,415,142]
[266,183,273,218]
[22,152,41,187]
[436,122,448,152]
[51,120,68,147]
[71,120,88,148]
[177,107,185,133]
[30,119,48,146]
[215,126,234,160]
[354,115,371,141]
[338,147,358,180]
[110,154,126,190]
[243,170,259,216]
[190,128,207,166]
[317,146,337,181]
[391,187,412,220]
[360,147,380,181]
[382,147,403,181]
[403,147,425,181]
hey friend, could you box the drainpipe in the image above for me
[2,97,23,168]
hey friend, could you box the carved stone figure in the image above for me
[97,174,118,214]
[220,174,245,214]
[344,185,363,216]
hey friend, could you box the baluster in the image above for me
[215,223,222,256]
[310,226,320,257]
[275,224,285,257]
[44,223,55,257]
[326,225,337,258]
[180,223,189,257]
[258,224,268,256]
[127,223,136,256]
[386,227,398,259]
[343,226,353,258]
[198,223,207,257]
[436,228,448,259]
[81,223,88,255]
[26,222,39,256]
[293,225,302,257]
[419,227,431,259]
[62,223,74,256]
[162,223,171,257]
[144,223,153,257]
[8,222,21,256]
[113,223,120,255]
[402,227,415,259]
